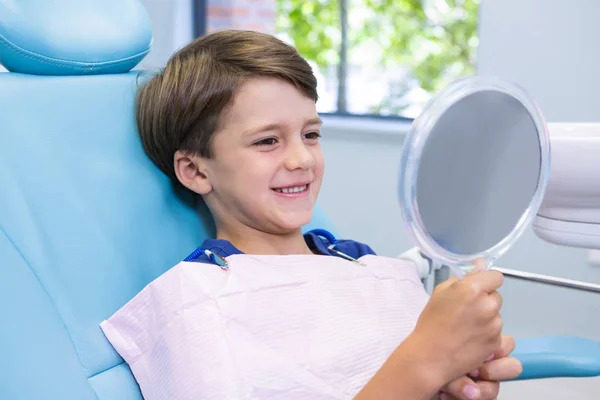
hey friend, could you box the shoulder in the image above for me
[304,229,377,258]
[334,238,378,258]
[183,238,243,264]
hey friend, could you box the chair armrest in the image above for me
[510,336,600,380]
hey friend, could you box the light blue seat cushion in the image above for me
[512,336,600,380]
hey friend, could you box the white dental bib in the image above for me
[101,253,429,400]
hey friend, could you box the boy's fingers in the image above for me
[494,334,517,358]
[479,356,523,381]
[472,257,488,272]
[463,269,504,293]
[441,376,501,400]
[474,380,501,400]
[441,376,481,400]
[436,275,459,290]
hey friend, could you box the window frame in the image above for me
[191,0,414,124]
[192,0,206,38]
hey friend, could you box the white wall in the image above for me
[137,0,194,70]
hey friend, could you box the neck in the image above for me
[216,224,313,256]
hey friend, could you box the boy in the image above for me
[129,29,521,399]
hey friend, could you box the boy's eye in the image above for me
[253,137,278,146]
[303,131,321,140]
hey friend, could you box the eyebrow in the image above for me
[243,117,323,136]
[306,117,323,126]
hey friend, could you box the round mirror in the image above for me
[398,76,551,276]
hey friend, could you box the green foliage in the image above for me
[275,0,480,116]
[276,0,340,68]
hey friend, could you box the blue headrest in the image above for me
[0,0,152,75]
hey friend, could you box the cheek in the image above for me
[311,150,325,197]
[313,148,325,179]
[230,158,276,193]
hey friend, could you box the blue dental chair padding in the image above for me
[0,1,598,399]
[0,72,201,400]
[512,336,600,380]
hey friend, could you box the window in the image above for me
[275,0,480,119]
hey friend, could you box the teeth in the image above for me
[275,185,307,193]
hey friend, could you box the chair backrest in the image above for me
[0,2,331,399]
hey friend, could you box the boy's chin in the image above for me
[271,211,313,233]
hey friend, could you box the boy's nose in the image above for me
[284,141,314,171]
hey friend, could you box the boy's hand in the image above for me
[354,260,510,400]
[438,334,523,400]
[410,259,505,385]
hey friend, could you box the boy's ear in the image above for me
[173,150,213,195]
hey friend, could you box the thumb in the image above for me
[441,375,481,400]
[470,257,488,273]
[436,275,459,290]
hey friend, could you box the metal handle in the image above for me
[492,267,600,294]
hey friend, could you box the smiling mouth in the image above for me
[272,184,309,194]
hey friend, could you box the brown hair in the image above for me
[135,29,319,180]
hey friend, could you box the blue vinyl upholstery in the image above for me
[512,336,600,380]
[0,71,199,399]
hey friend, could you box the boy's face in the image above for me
[179,77,324,235]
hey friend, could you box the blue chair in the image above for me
[0,1,598,399]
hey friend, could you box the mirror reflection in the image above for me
[415,89,542,256]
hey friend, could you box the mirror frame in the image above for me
[398,76,551,270]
